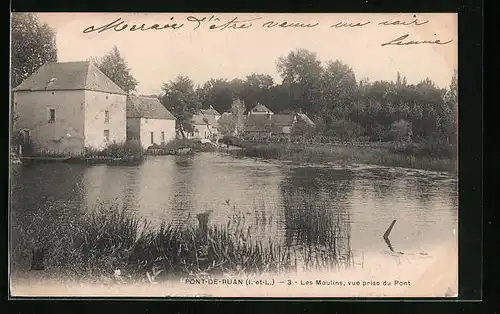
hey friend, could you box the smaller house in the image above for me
[200,106,221,121]
[126,95,176,149]
[189,106,221,140]
[243,112,315,136]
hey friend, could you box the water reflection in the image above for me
[280,167,354,265]
[10,155,458,269]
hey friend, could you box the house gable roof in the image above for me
[296,113,315,126]
[191,109,219,126]
[200,108,221,116]
[218,112,234,124]
[12,61,127,95]
[250,103,273,114]
[126,95,176,120]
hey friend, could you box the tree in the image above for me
[11,13,58,88]
[218,115,236,136]
[317,60,358,122]
[245,74,274,90]
[237,74,275,111]
[197,78,234,113]
[217,97,246,136]
[94,46,138,93]
[276,48,322,116]
[441,69,458,144]
[231,97,246,135]
[161,76,201,138]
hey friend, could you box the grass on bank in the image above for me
[10,200,351,283]
[236,139,457,173]
[147,138,219,155]
[84,141,145,158]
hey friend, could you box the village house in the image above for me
[12,61,128,155]
[188,106,221,141]
[243,104,315,137]
[126,95,176,149]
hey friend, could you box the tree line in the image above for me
[160,48,457,144]
[11,13,457,145]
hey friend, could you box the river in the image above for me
[10,152,458,296]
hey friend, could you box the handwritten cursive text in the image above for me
[82,17,184,34]
[330,21,371,28]
[381,34,453,47]
[262,20,319,28]
[378,18,429,26]
[207,16,262,30]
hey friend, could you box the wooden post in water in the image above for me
[196,211,211,243]
[383,220,397,252]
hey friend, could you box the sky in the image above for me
[34,13,457,95]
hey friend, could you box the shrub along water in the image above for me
[235,138,456,173]
[85,141,145,158]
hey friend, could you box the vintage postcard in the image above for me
[9,12,458,298]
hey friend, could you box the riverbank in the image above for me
[10,199,351,284]
[146,138,220,156]
[234,140,457,173]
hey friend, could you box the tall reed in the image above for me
[11,200,352,282]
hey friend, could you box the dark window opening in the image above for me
[49,109,56,123]
[150,132,154,144]
[104,110,110,123]
[23,130,31,144]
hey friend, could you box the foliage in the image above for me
[85,141,144,158]
[227,98,247,135]
[218,115,236,136]
[388,119,412,142]
[161,76,202,138]
[93,46,138,93]
[237,140,456,173]
[11,201,352,280]
[276,48,322,117]
[11,13,58,88]
[215,98,247,137]
[316,60,358,122]
[197,78,232,114]
[321,119,365,141]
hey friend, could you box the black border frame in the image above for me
[6,0,485,312]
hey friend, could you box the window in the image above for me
[145,118,148,124]
[104,110,109,123]
[150,132,154,144]
[161,131,165,142]
[104,129,110,141]
[48,109,56,123]
[22,129,31,144]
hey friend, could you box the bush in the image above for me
[387,119,412,142]
[221,135,244,147]
[85,141,144,158]
[324,119,365,141]
[391,138,456,159]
